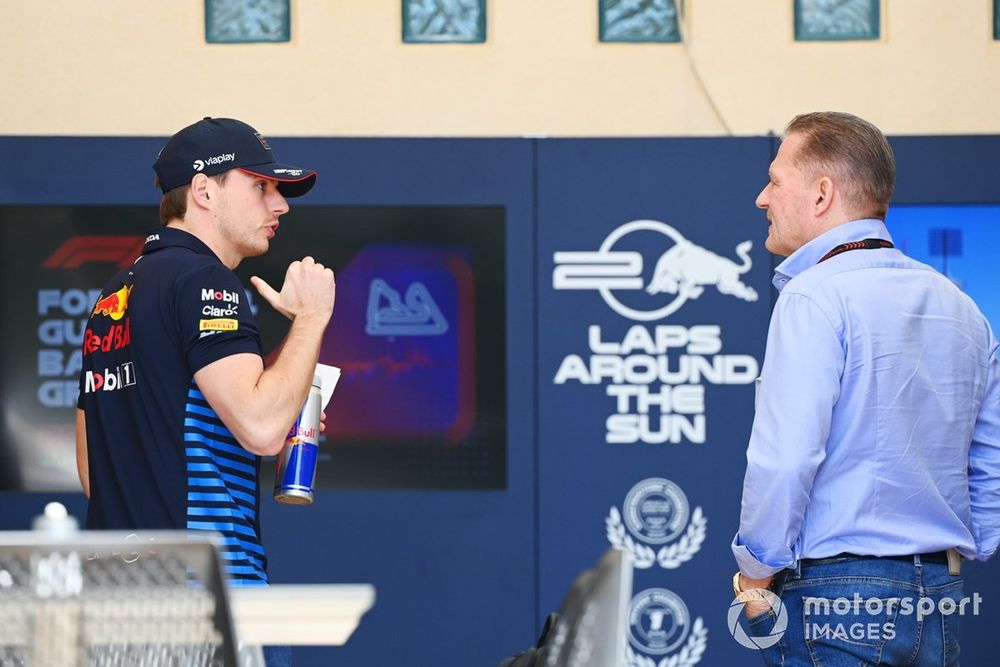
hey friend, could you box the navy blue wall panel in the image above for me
[2,134,999,666]
[891,135,1000,204]
[536,138,775,665]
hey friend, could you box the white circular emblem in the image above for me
[598,219,689,321]
[192,159,205,171]
[623,477,689,545]
[728,588,787,650]
[628,588,690,656]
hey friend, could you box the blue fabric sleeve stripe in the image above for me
[217,549,265,570]
[227,488,257,505]
[217,550,265,567]
[215,535,266,555]
[183,432,254,460]
[186,506,256,521]
[185,403,220,418]
[183,417,237,440]
[185,447,256,475]
[187,492,233,503]
[187,477,226,487]
[228,579,269,588]
[186,505,256,520]
[187,507,246,518]
[186,520,258,538]
[185,464,255,490]
[190,485,256,510]
[219,471,256,491]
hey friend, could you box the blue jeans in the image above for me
[748,556,964,666]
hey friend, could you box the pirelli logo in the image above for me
[199,318,239,332]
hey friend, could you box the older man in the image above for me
[732,112,1000,666]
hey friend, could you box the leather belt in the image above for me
[800,551,949,567]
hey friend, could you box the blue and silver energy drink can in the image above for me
[274,375,322,505]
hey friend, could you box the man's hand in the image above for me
[196,257,336,456]
[250,256,335,323]
[739,573,775,619]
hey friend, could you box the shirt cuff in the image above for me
[731,536,790,579]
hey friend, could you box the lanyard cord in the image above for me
[818,238,894,263]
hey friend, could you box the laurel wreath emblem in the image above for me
[625,617,708,667]
[606,506,657,568]
[656,507,706,569]
[605,506,707,570]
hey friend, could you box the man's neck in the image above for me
[165,220,240,269]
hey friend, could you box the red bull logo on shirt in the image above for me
[91,285,132,321]
[82,321,131,356]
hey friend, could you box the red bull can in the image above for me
[274,376,322,505]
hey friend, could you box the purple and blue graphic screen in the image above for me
[319,246,476,445]
[249,206,506,490]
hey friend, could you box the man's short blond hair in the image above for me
[784,112,895,220]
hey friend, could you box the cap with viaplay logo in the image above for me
[152,117,317,197]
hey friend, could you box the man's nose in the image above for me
[272,191,289,215]
[755,186,769,210]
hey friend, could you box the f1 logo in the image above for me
[43,236,145,269]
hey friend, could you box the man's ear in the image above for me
[814,177,834,216]
[189,173,213,210]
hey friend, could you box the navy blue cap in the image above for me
[152,117,317,197]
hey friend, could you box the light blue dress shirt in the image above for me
[733,219,1000,579]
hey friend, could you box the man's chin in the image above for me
[244,240,269,259]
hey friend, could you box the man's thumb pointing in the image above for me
[251,276,275,299]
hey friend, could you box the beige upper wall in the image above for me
[3,1,998,136]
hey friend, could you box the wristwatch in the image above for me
[732,572,743,597]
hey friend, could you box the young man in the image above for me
[76,117,335,591]
[732,112,1000,665]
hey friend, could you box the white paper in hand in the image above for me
[314,363,341,410]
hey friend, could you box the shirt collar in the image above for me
[141,227,220,260]
[772,218,893,292]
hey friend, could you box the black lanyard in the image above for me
[818,238,894,263]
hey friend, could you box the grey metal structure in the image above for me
[0,529,238,667]
[537,548,634,667]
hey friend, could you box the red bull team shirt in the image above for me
[78,227,269,587]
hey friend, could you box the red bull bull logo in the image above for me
[92,285,132,321]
